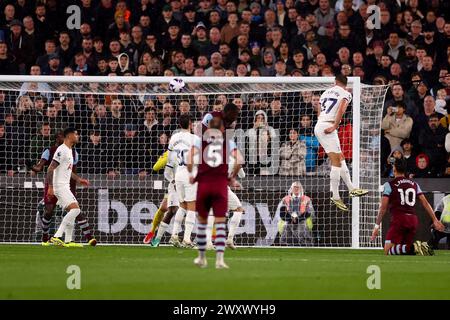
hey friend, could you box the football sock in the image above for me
[340,160,355,191]
[40,214,52,241]
[55,208,80,239]
[196,223,207,259]
[330,166,341,200]
[388,244,414,255]
[155,222,169,240]
[151,208,165,233]
[215,223,227,262]
[206,214,214,245]
[172,207,186,236]
[76,215,93,241]
[64,221,74,243]
[183,210,196,243]
[227,211,242,241]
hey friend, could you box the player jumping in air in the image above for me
[167,114,198,248]
[314,74,368,211]
[47,128,91,247]
[33,131,96,246]
[188,104,241,269]
[370,158,444,255]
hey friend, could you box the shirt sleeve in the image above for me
[228,139,237,151]
[416,183,423,196]
[344,91,352,103]
[201,113,213,127]
[41,149,50,161]
[73,151,79,165]
[52,148,63,164]
[153,151,168,171]
[193,135,202,149]
[382,182,392,197]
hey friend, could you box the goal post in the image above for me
[0,75,388,248]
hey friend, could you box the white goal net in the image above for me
[0,76,388,248]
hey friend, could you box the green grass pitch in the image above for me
[1,244,450,299]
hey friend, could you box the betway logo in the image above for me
[97,189,279,245]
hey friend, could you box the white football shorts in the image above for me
[314,121,342,154]
[175,180,198,203]
[227,187,242,211]
[54,186,78,210]
[167,182,179,207]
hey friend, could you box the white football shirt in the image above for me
[318,85,352,122]
[168,130,197,181]
[52,143,74,189]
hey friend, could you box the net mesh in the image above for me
[0,77,388,247]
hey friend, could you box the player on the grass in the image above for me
[370,158,444,255]
[32,131,96,246]
[143,151,171,244]
[189,104,241,269]
[167,114,198,248]
[150,154,180,247]
[314,74,368,211]
[47,128,91,247]
[206,161,246,250]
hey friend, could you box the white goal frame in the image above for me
[0,75,382,249]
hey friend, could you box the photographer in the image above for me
[278,182,315,246]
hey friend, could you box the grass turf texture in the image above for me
[1,245,450,299]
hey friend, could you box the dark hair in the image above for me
[179,114,191,129]
[394,158,407,174]
[224,102,239,115]
[63,127,77,137]
[428,113,440,121]
[396,101,406,109]
[400,138,412,147]
[335,74,348,86]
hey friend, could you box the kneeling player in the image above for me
[371,159,444,255]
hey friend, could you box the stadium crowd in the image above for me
[0,0,449,178]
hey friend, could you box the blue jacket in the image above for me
[299,135,319,172]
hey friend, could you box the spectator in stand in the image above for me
[381,102,413,150]
[79,130,115,175]
[384,82,417,117]
[298,114,319,173]
[42,53,63,75]
[247,110,277,175]
[418,113,448,176]
[0,41,18,74]
[400,138,417,176]
[413,153,434,178]
[28,122,52,163]
[279,128,307,176]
